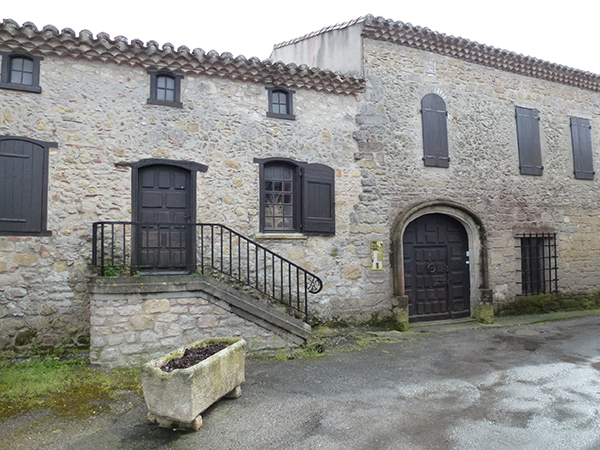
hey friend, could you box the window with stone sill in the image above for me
[0,136,56,236]
[0,52,43,93]
[254,157,335,235]
[147,71,183,108]
[266,86,295,120]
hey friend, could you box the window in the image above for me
[0,137,56,236]
[266,87,295,120]
[421,94,449,167]
[570,117,594,180]
[147,71,183,108]
[515,107,543,175]
[263,164,296,231]
[517,233,558,296]
[254,158,335,235]
[0,52,43,93]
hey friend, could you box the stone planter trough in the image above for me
[141,337,246,430]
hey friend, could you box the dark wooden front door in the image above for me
[403,214,470,321]
[135,165,194,272]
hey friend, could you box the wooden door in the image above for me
[135,165,194,272]
[403,214,470,321]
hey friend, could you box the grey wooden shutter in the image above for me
[302,163,335,235]
[516,107,543,176]
[570,117,594,180]
[0,138,52,234]
[421,94,449,168]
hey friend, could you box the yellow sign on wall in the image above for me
[371,241,383,270]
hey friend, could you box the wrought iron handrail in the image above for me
[91,222,322,322]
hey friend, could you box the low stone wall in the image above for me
[89,276,294,368]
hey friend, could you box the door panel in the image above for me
[403,214,470,321]
[135,165,194,272]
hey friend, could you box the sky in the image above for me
[3,0,600,75]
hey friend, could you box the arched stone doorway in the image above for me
[392,201,488,322]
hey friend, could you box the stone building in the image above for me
[1,15,600,364]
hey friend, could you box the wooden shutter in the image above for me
[421,94,449,168]
[302,163,335,235]
[0,138,51,234]
[516,107,543,176]
[570,117,594,180]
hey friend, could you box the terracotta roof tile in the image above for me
[0,18,364,95]
[275,15,600,93]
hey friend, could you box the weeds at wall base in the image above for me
[496,292,600,316]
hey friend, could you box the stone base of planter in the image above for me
[148,412,204,431]
[146,385,243,430]
[141,338,246,431]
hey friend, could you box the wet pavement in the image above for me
[3,313,600,450]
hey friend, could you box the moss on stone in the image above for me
[496,292,600,316]
[0,355,142,421]
[474,303,494,324]
[14,330,36,347]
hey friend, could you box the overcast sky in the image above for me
[4,0,599,75]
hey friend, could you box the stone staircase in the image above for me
[89,274,311,367]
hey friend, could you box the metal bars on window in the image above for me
[516,233,558,296]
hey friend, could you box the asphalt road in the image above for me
[3,315,600,450]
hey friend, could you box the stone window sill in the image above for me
[254,233,307,240]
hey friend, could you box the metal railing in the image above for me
[516,232,558,296]
[91,222,322,322]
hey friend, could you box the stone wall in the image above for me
[89,276,293,368]
[0,51,380,355]
[356,37,600,303]
[4,26,600,355]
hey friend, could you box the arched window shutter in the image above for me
[0,137,55,235]
[302,163,335,235]
[421,94,449,168]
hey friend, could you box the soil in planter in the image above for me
[160,344,228,372]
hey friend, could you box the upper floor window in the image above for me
[254,157,335,235]
[570,116,595,180]
[0,136,56,236]
[147,71,183,108]
[515,107,543,176]
[266,87,295,120]
[0,52,43,93]
[421,94,449,167]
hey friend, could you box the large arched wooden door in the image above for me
[134,164,195,273]
[403,214,470,321]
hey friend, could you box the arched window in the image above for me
[147,71,183,108]
[266,87,296,120]
[254,157,335,235]
[421,94,449,167]
[156,75,176,102]
[263,163,296,231]
[10,57,34,85]
[0,52,43,93]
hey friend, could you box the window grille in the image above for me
[516,233,558,295]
